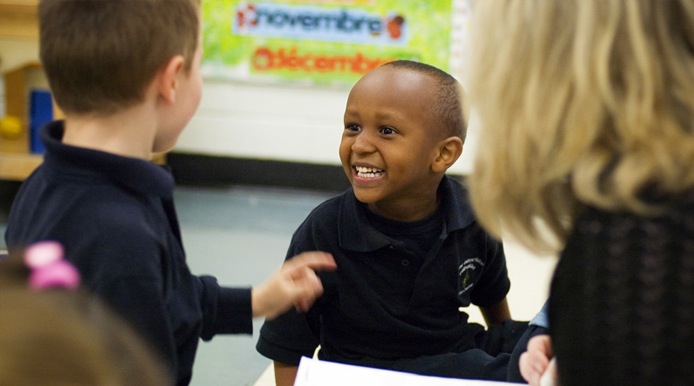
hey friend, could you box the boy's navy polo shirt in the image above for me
[5,121,252,386]
[257,176,510,368]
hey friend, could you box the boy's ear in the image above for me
[156,55,186,104]
[432,136,464,173]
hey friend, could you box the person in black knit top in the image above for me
[466,1,694,385]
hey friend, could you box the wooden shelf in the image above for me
[0,0,39,38]
[0,1,40,180]
[0,118,41,180]
[1,61,44,180]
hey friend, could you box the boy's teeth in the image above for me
[355,166,384,177]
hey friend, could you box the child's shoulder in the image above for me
[439,176,476,219]
[302,189,351,223]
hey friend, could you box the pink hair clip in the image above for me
[23,241,80,290]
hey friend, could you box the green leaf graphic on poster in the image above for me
[202,0,454,86]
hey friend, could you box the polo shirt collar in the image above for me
[40,121,175,198]
[337,176,476,252]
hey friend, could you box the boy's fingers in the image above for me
[285,252,336,274]
[294,268,323,295]
[307,269,324,293]
[290,267,324,309]
[276,252,335,315]
[295,298,312,313]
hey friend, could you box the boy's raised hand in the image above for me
[251,252,336,320]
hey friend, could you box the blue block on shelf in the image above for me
[29,89,54,154]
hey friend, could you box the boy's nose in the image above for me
[351,132,376,153]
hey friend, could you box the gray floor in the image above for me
[0,181,336,386]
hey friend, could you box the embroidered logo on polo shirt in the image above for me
[458,257,485,296]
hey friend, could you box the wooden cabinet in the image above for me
[0,62,48,181]
[0,0,41,180]
[0,0,38,39]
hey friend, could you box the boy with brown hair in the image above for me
[257,60,538,385]
[4,1,335,385]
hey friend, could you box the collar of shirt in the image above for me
[337,176,476,252]
[40,121,175,200]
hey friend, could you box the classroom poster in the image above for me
[201,0,459,86]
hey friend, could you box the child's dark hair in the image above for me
[382,60,467,140]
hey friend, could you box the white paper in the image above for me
[294,357,520,386]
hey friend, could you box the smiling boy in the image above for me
[257,60,531,385]
[342,62,456,222]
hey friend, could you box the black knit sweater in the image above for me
[550,194,694,386]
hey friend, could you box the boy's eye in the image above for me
[345,124,361,132]
[380,127,396,135]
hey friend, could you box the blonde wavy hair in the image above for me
[468,0,694,253]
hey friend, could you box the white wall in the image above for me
[0,38,39,73]
[178,80,346,164]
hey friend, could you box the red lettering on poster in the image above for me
[252,47,396,75]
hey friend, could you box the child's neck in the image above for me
[62,104,157,160]
[368,195,440,223]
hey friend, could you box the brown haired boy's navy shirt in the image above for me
[5,121,252,386]
[257,176,513,379]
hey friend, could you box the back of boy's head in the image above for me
[39,0,200,116]
[380,60,467,141]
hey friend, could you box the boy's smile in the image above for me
[353,165,385,181]
[340,65,445,222]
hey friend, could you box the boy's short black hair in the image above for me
[382,60,467,140]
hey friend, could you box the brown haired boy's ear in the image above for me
[432,136,463,173]
[156,55,186,104]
